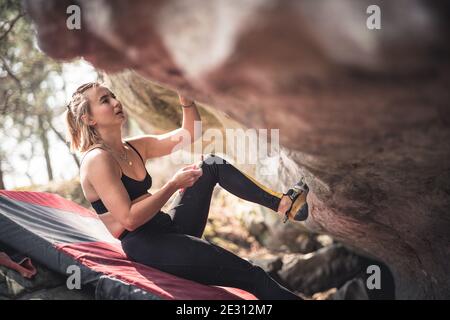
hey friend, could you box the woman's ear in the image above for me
[81,114,96,126]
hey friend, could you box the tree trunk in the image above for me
[47,119,80,169]
[0,160,5,189]
[37,114,53,182]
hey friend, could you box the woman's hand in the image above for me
[169,164,203,189]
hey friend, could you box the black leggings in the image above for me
[120,154,301,300]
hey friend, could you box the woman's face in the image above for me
[84,85,125,128]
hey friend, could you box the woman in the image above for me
[66,82,309,300]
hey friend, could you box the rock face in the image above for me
[24,0,450,299]
[278,244,370,296]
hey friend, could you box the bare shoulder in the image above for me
[81,147,120,180]
[124,135,154,160]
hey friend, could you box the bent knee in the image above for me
[202,153,227,166]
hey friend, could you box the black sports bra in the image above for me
[84,141,152,215]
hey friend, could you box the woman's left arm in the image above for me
[179,94,201,143]
[126,93,202,160]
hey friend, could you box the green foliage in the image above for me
[0,0,77,187]
[1,0,62,125]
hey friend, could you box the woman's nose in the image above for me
[112,99,120,107]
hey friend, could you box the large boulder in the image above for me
[278,244,365,296]
[24,0,450,299]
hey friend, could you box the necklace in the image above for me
[118,147,133,166]
[103,142,133,166]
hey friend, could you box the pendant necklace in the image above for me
[118,146,133,166]
[103,142,133,166]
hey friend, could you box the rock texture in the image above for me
[24,0,450,298]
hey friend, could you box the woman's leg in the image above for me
[167,154,284,238]
[121,230,301,300]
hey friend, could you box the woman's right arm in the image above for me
[86,150,202,231]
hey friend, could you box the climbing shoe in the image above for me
[283,177,309,223]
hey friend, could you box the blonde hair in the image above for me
[65,82,104,153]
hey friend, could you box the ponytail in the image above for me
[64,82,104,153]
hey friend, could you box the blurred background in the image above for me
[0,1,380,300]
[3,0,448,300]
